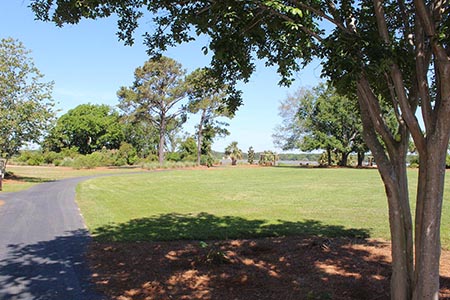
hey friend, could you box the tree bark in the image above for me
[197,109,207,166]
[158,116,166,166]
[357,151,364,167]
[412,60,450,299]
[327,148,332,166]
[357,79,414,300]
[413,142,446,300]
[339,151,349,167]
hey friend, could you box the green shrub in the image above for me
[59,157,75,167]
[61,147,80,158]
[166,152,181,162]
[71,154,103,169]
[200,154,216,167]
[115,142,138,165]
[258,150,278,166]
[16,151,44,166]
[43,151,64,165]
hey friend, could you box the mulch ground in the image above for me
[87,236,450,300]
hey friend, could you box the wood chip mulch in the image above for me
[87,236,450,300]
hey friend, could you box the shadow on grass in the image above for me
[5,173,54,184]
[92,212,371,242]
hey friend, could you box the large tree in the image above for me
[0,37,55,164]
[45,103,124,154]
[186,68,233,165]
[118,56,187,165]
[32,1,450,299]
[275,83,367,166]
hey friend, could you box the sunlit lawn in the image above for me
[2,165,143,192]
[76,166,450,248]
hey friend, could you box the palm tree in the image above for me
[225,141,243,166]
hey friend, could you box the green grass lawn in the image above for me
[2,165,143,192]
[75,167,450,248]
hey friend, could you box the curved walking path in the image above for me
[0,176,105,300]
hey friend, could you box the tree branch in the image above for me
[372,0,391,43]
[390,64,427,153]
[356,83,396,186]
[414,0,436,37]
[384,72,404,124]
[357,76,397,157]
[414,16,433,133]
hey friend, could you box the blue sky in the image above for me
[1,1,324,153]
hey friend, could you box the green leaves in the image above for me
[0,38,55,159]
[46,104,124,154]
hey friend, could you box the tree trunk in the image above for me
[357,151,364,167]
[357,79,414,300]
[412,142,446,300]
[339,152,349,167]
[412,80,450,299]
[158,117,166,166]
[327,148,332,166]
[197,109,207,166]
[387,155,414,300]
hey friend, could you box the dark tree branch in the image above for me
[390,64,426,153]
[357,76,397,158]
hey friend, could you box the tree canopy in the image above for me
[274,83,367,166]
[45,103,124,154]
[31,0,450,298]
[118,56,188,165]
[186,68,233,165]
[0,37,55,162]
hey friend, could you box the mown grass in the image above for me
[76,167,450,248]
[2,165,144,192]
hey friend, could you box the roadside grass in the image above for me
[2,165,144,192]
[76,167,450,248]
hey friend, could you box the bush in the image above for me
[71,152,111,169]
[43,151,64,165]
[166,152,182,162]
[200,154,216,167]
[258,150,278,166]
[61,147,80,158]
[16,151,44,166]
[115,142,138,165]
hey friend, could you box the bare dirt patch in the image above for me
[87,236,450,300]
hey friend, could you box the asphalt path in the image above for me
[0,176,105,300]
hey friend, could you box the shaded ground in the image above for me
[88,236,450,300]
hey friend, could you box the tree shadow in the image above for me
[88,213,450,299]
[92,212,370,242]
[5,173,54,184]
[0,229,104,300]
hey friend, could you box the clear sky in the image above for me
[1,1,324,153]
